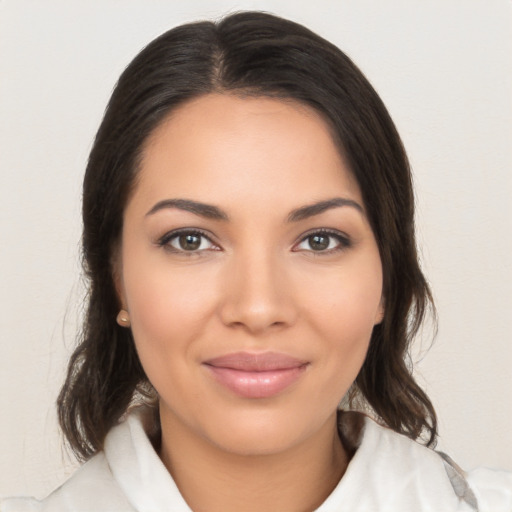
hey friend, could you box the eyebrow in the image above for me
[146,199,229,220]
[287,197,364,222]
[145,197,363,222]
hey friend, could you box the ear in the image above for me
[374,296,385,325]
[111,248,127,309]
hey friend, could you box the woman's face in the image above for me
[118,94,384,456]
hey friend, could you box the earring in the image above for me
[116,309,131,327]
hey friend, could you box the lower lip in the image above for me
[204,365,307,399]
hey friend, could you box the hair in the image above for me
[58,10,437,461]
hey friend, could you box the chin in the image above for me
[200,406,329,457]
[211,425,302,457]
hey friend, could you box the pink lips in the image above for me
[203,352,308,399]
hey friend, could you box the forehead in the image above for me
[132,93,362,211]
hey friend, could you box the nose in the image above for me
[218,250,298,335]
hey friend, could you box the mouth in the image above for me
[202,352,309,399]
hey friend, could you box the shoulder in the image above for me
[465,465,512,512]
[1,453,133,512]
[1,407,190,512]
[320,411,512,512]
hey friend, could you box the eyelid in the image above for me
[292,228,352,253]
[157,228,221,252]
[156,227,351,254]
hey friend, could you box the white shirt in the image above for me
[2,408,511,511]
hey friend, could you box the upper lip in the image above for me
[203,352,308,371]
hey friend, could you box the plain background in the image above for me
[1,0,511,499]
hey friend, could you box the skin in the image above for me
[117,94,384,512]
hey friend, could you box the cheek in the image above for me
[122,256,220,369]
[315,289,376,366]
[299,256,382,391]
[300,254,383,337]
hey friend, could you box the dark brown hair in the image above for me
[58,11,437,461]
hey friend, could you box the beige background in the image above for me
[1,0,511,499]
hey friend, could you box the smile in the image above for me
[203,352,309,399]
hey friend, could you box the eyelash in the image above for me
[157,229,219,254]
[293,229,352,255]
[157,228,352,255]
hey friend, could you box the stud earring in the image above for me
[116,309,131,327]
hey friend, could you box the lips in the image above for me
[203,352,308,399]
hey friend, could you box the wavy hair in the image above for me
[58,11,437,461]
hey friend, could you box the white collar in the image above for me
[103,407,471,512]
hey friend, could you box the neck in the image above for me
[159,409,348,512]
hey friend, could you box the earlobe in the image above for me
[116,309,131,328]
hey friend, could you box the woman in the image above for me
[2,11,510,512]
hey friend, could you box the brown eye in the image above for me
[294,230,351,254]
[308,234,330,251]
[178,233,202,251]
[159,230,217,253]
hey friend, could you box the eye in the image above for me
[158,229,219,253]
[294,230,351,253]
